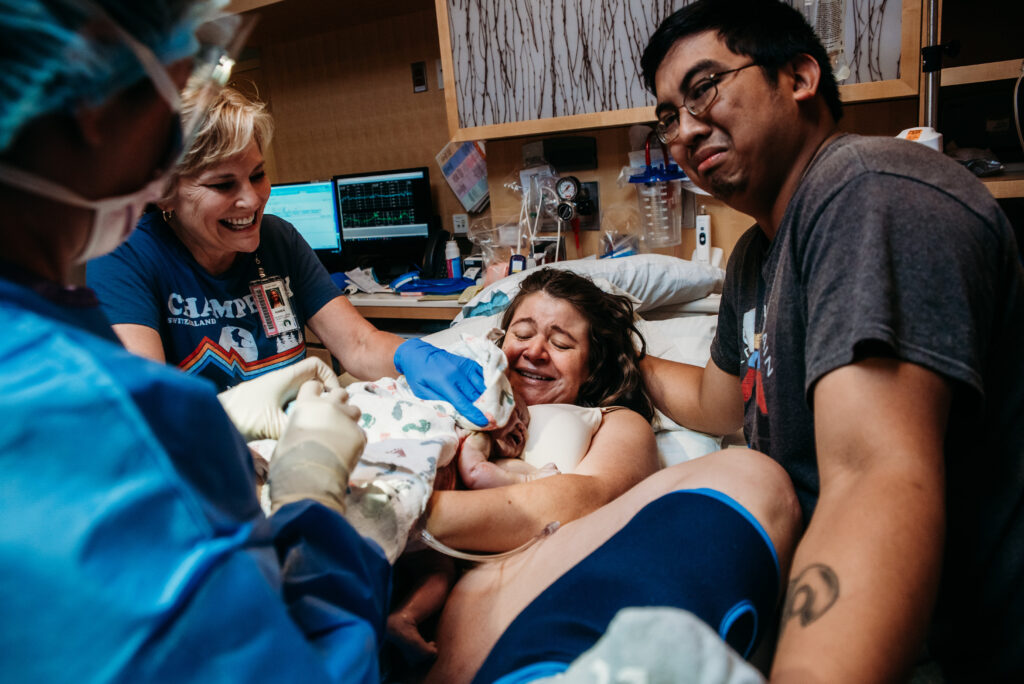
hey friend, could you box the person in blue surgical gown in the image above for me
[0,1,393,680]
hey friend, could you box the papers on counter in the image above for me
[344,267,392,294]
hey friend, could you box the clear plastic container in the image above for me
[633,178,683,248]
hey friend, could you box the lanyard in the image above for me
[249,252,298,337]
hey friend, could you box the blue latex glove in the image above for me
[394,338,488,426]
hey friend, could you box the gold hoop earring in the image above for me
[162,209,174,223]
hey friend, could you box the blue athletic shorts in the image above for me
[472,488,781,684]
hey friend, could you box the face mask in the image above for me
[0,0,245,264]
[0,163,171,263]
[0,8,185,264]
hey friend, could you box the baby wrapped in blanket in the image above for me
[316,331,556,563]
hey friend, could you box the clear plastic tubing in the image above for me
[419,521,560,562]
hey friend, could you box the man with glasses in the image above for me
[639,0,1023,681]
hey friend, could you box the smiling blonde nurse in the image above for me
[88,86,487,423]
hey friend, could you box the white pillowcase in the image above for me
[637,316,718,368]
[454,254,724,324]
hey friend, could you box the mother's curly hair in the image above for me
[499,268,655,422]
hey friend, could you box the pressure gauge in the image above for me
[555,175,581,202]
[556,201,577,221]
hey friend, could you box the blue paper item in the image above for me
[464,291,511,318]
[329,272,350,288]
[392,277,475,295]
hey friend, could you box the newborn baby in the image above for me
[387,389,557,667]
[437,388,559,491]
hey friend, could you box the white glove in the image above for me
[268,380,366,515]
[217,357,340,441]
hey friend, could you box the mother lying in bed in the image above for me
[418,268,801,683]
[423,267,661,552]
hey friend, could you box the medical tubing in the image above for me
[419,521,560,562]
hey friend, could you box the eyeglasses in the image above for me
[654,62,759,144]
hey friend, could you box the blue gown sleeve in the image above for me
[0,301,390,683]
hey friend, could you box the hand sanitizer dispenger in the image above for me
[445,240,463,279]
[694,205,711,265]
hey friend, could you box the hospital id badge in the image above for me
[250,276,298,337]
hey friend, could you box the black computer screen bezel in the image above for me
[331,166,434,277]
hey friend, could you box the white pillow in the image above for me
[453,254,723,323]
[421,313,502,351]
[423,311,725,466]
[636,316,718,367]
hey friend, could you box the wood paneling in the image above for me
[246,1,466,234]
[438,0,921,140]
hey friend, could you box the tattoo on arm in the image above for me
[781,563,840,630]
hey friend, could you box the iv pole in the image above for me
[899,0,954,150]
[921,0,940,130]
[912,0,958,149]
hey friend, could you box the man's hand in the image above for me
[217,357,340,441]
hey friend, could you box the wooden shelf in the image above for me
[346,293,462,321]
[941,59,1024,86]
[981,171,1024,199]
[354,305,460,321]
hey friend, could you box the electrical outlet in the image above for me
[452,213,469,235]
[579,181,600,230]
[411,61,427,93]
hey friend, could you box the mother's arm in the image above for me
[424,408,659,552]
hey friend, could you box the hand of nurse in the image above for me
[394,339,487,426]
[217,357,340,441]
[268,380,365,515]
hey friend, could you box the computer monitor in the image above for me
[264,180,341,252]
[333,167,434,278]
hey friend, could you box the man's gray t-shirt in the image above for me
[710,133,1024,677]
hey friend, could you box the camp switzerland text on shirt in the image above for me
[164,276,295,327]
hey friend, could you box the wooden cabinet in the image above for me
[435,0,923,141]
[935,0,1024,198]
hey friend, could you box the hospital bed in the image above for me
[421,253,728,468]
[256,254,727,557]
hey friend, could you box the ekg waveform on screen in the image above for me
[343,209,417,227]
[337,179,418,228]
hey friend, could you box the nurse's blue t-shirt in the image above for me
[88,211,341,391]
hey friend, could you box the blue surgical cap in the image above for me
[0,0,225,151]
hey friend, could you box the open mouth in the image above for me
[515,368,552,382]
[220,214,257,231]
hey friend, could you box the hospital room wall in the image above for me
[238,0,919,264]
[240,2,468,234]
[483,97,920,263]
